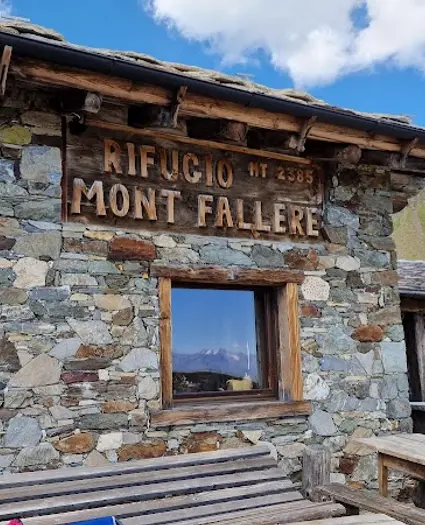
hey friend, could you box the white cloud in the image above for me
[144,0,425,87]
[0,1,11,18]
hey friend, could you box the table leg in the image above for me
[378,454,388,497]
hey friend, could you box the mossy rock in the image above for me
[0,125,31,145]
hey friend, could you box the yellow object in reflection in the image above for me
[226,375,253,391]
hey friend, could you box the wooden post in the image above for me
[378,454,388,497]
[302,445,331,501]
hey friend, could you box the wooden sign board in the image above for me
[65,126,324,241]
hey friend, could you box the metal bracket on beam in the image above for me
[0,45,12,99]
[170,86,188,128]
[286,116,317,153]
[399,138,419,169]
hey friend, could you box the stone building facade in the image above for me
[0,21,417,488]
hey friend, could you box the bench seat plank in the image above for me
[164,501,346,525]
[0,457,278,502]
[20,480,299,525]
[287,514,401,525]
[0,445,272,488]
[122,491,302,525]
[0,468,289,519]
[316,484,425,525]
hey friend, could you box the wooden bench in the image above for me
[315,484,425,525]
[0,445,347,525]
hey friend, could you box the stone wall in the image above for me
[0,87,411,488]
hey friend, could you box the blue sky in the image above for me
[8,0,425,126]
[172,288,256,357]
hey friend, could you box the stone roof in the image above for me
[398,260,425,294]
[0,19,417,128]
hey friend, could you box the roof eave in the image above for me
[1,29,424,143]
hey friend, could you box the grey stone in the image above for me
[61,274,98,286]
[320,355,363,374]
[153,235,176,248]
[358,397,380,411]
[13,257,49,289]
[50,405,74,420]
[49,337,82,360]
[0,268,15,286]
[353,249,390,269]
[9,354,62,388]
[15,199,61,222]
[29,286,70,301]
[20,146,61,184]
[120,348,158,372]
[320,326,357,355]
[251,245,283,267]
[1,305,34,321]
[351,455,377,482]
[199,245,251,266]
[336,256,360,272]
[121,318,148,347]
[159,247,200,264]
[32,301,87,320]
[79,413,128,430]
[0,454,14,468]
[0,183,28,204]
[303,373,329,401]
[352,351,375,375]
[387,399,411,419]
[0,159,15,183]
[5,416,42,448]
[370,306,402,326]
[386,325,405,342]
[397,374,409,394]
[309,410,336,436]
[4,390,31,408]
[322,226,348,245]
[14,443,59,467]
[67,319,113,345]
[0,204,14,216]
[13,231,62,260]
[54,259,89,272]
[380,377,398,400]
[325,206,359,230]
[87,261,119,275]
[326,391,359,412]
[137,376,159,400]
[381,341,407,373]
[85,450,110,467]
[0,288,28,305]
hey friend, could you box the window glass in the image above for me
[171,288,262,395]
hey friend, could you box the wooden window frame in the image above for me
[154,265,311,426]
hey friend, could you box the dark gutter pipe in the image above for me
[1,30,425,143]
[400,289,425,299]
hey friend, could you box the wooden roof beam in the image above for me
[286,116,317,153]
[0,45,12,99]
[10,57,425,161]
[170,85,187,128]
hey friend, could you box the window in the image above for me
[155,266,309,424]
[171,286,277,401]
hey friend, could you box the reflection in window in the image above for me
[171,287,263,395]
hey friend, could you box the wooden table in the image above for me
[355,433,425,497]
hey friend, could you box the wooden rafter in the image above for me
[287,116,317,153]
[170,85,187,128]
[400,137,419,169]
[11,57,425,160]
[0,45,12,98]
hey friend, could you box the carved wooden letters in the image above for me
[66,127,324,240]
